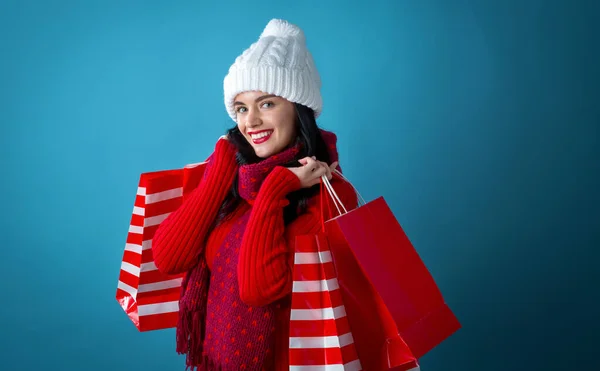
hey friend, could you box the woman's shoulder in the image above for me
[202,136,238,165]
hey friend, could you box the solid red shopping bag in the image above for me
[312,179,419,370]
[327,227,419,371]
[325,196,461,359]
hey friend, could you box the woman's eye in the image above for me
[236,107,247,113]
[261,101,274,108]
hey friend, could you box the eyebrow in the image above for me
[233,94,277,106]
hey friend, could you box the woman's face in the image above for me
[234,91,297,159]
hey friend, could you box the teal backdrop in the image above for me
[1,0,598,370]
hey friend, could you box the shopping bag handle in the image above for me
[321,173,347,216]
[331,169,367,206]
[319,169,367,222]
[321,170,367,211]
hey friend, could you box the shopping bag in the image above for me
[289,231,363,370]
[116,161,207,332]
[322,171,461,360]
[315,178,419,371]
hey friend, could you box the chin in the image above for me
[254,148,275,159]
[252,142,286,159]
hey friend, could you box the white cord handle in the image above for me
[332,169,367,206]
[325,177,344,216]
[320,169,366,218]
[321,174,347,216]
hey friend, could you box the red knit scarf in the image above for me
[176,144,301,371]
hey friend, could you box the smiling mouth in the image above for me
[250,130,273,144]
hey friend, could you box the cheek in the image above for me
[286,120,297,137]
[237,121,246,135]
[275,114,295,136]
[275,122,294,140]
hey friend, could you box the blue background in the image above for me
[1,0,598,370]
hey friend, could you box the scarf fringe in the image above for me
[197,355,223,371]
[177,260,210,370]
[184,354,266,371]
[178,308,211,370]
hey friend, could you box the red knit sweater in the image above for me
[152,139,358,370]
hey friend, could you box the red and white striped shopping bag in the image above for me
[116,162,207,332]
[289,233,363,370]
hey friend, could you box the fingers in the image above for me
[313,163,328,178]
[310,162,331,188]
[304,158,321,175]
[296,157,337,187]
[298,157,311,165]
[305,157,317,167]
[323,162,332,180]
[299,156,321,165]
[326,162,338,181]
[309,167,327,187]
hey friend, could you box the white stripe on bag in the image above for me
[138,300,179,316]
[290,336,339,348]
[144,212,170,227]
[128,225,143,234]
[127,240,153,252]
[294,251,332,264]
[138,278,182,293]
[345,359,362,371]
[290,366,345,371]
[338,332,355,347]
[289,333,354,349]
[124,243,142,254]
[117,281,137,298]
[290,361,362,371]
[345,360,363,371]
[120,262,140,277]
[292,278,339,293]
[290,306,347,321]
[137,187,146,196]
[140,261,157,272]
[146,188,183,204]
[132,206,144,216]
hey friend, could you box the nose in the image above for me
[245,109,262,128]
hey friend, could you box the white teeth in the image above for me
[251,131,272,140]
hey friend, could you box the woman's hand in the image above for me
[288,157,338,189]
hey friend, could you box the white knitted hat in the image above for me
[223,19,322,122]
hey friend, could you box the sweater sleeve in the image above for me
[152,139,238,275]
[237,167,359,307]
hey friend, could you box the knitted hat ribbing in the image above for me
[223,19,322,122]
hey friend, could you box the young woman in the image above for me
[152,19,358,371]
